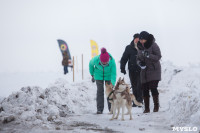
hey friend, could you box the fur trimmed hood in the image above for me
[138,34,155,50]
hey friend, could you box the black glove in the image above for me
[121,69,126,75]
[139,61,146,69]
[140,61,146,67]
[143,51,149,58]
[91,76,95,83]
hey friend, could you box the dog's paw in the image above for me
[110,118,114,121]
[121,118,125,121]
[130,118,133,120]
[114,117,118,119]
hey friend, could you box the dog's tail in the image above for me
[130,94,143,106]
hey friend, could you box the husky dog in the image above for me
[110,77,142,121]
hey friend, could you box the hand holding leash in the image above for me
[138,61,146,70]
[121,69,126,75]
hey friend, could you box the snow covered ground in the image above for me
[0,62,200,133]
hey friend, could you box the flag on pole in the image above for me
[57,39,72,67]
[90,40,99,58]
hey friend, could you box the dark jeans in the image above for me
[142,80,159,97]
[64,66,68,74]
[96,80,111,112]
[129,70,143,103]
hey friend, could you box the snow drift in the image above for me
[0,79,96,129]
[167,66,200,127]
[160,62,200,127]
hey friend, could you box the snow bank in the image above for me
[162,63,200,127]
[0,97,4,103]
[159,61,183,88]
[0,78,96,127]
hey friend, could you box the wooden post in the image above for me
[76,56,78,72]
[73,56,74,82]
[82,54,84,80]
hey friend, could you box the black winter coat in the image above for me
[120,41,141,72]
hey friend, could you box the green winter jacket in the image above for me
[89,53,117,86]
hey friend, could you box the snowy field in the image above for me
[0,62,200,133]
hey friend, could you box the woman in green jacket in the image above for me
[89,48,116,114]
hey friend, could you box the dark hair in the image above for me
[139,31,149,40]
[133,33,139,40]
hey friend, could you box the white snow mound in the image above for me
[167,66,200,127]
[0,79,96,126]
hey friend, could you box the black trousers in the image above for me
[142,80,159,97]
[96,80,111,112]
[129,70,143,103]
[64,66,68,74]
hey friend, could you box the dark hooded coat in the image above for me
[137,34,162,84]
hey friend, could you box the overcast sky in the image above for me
[0,0,200,73]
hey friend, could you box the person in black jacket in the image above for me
[120,33,143,107]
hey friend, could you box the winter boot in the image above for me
[143,96,150,113]
[97,110,103,114]
[153,95,159,112]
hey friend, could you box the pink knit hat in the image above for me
[100,48,110,63]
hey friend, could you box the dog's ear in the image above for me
[114,80,120,90]
[122,77,124,81]
[118,77,121,82]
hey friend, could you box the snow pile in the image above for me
[0,97,4,103]
[164,63,200,127]
[0,79,96,127]
[159,61,183,88]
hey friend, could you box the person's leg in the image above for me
[149,80,159,112]
[142,82,150,113]
[65,66,68,73]
[136,72,143,104]
[129,70,137,107]
[96,80,104,113]
[105,80,111,112]
[64,66,66,74]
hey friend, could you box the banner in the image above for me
[90,40,99,58]
[57,39,72,66]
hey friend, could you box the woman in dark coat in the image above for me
[137,31,162,113]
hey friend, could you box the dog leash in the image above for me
[107,90,114,101]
